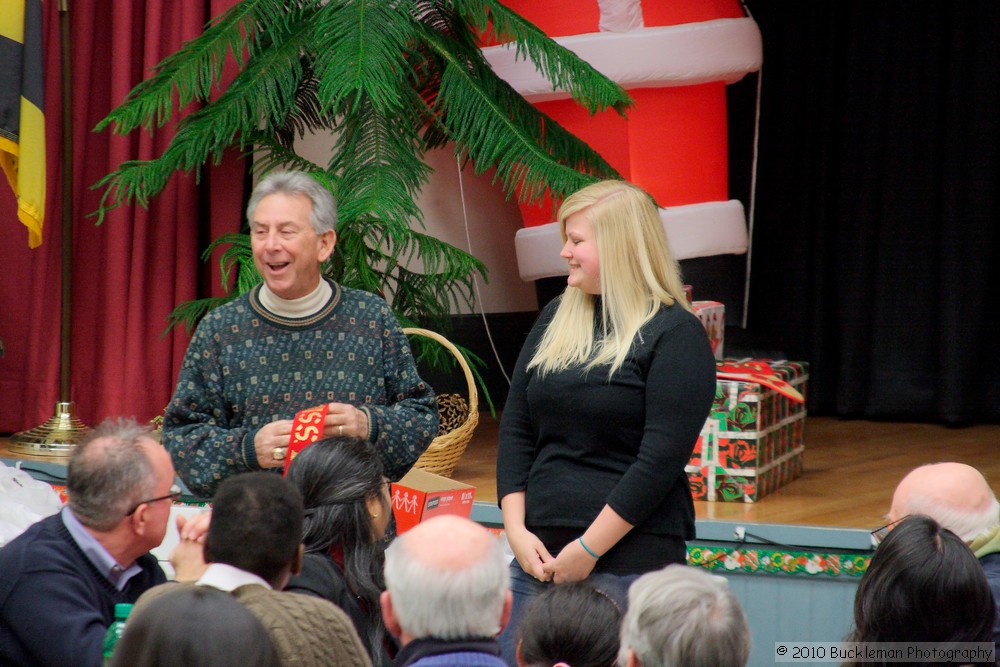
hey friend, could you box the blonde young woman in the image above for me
[496,180,717,664]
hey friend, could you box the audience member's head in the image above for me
[287,435,391,551]
[68,417,177,560]
[382,515,510,644]
[109,585,281,667]
[618,564,751,667]
[888,462,999,542]
[286,436,392,659]
[205,472,304,589]
[849,514,993,652]
[517,581,622,667]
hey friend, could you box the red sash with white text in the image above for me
[284,404,329,474]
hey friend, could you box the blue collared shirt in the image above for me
[61,506,143,591]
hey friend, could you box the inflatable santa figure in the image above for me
[482,0,761,285]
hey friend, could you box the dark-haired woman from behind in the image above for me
[285,436,398,667]
[844,514,994,667]
[517,581,622,667]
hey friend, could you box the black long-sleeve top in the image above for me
[496,299,716,574]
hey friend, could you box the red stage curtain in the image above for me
[0,0,246,433]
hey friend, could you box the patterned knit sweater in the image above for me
[133,582,373,667]
[163,280,439,497]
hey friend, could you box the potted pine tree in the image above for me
[92,0,630,384]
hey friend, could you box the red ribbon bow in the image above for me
[716,361,805,403]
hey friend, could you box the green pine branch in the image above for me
[454,0,633,116]
[95,0,315,135]
[309,1,417,114]
[417,23,625,205]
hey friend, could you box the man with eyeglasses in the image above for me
[0,417,196,667]
[879,462,1000,646]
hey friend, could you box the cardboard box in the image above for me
[692,300,725,360]
[687,360,808,502]
[391,468,475,533]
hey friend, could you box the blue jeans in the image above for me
[497,561,640,667]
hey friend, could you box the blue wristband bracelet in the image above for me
[578,536,600,559]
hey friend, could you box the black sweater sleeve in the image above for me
[605,315,717,526]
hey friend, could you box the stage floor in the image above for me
[5,416,998,532]
[450,415,1000,531]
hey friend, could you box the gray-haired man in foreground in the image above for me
[618,564,751,667]
[382,515,511,667]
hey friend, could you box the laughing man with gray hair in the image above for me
[162,170,438,498]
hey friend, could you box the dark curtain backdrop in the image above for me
[736,1,1000,425]
[0,0,246,433]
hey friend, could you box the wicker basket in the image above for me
[404,327,479,478]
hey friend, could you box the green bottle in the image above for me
[102,603,133,665]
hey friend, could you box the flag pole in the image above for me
[10,0,90,456]
[57,0,73,405]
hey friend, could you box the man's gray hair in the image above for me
[618,564,751,667]
[384,525,509,639]
[246,171,338,234]
[67,418,160,531]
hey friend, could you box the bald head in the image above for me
[383,515,510,642]
[889,463,999,542]
[402,515,495,571]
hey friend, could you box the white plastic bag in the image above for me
[0,462,64,547]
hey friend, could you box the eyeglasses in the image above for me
[870,516,906,546]
[126,484,182,516]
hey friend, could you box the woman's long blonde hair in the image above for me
[528,180,691,376]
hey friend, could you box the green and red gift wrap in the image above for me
[687,359,809,502]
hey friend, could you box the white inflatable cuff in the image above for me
[514,199,748,282]
[482,18,762,102]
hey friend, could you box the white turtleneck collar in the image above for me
[257,280,333,319]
